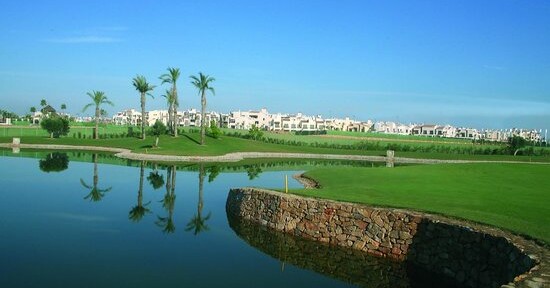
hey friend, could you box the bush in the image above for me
[40,116,70,138]
[207,120,222,139]
[248,125,264,140]
[148,120,167,147]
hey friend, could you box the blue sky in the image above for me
[1,0,549,129]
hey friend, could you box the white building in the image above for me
[145,110,170,126]
[227,108,270,130]
[112,109,142,126]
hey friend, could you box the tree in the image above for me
[39,152,69,173]
[80,154,112,202]
[129,161,151,222]
[161,89,175,136]
[40,116,70,138]
[190,72,216,145]
[82,91,114,139]
[160,67,180,137]
[185,164,211,235]
[30,107,36,113]
[40,99,47,108]
[132,75,155,140]
[149,120,167,148]
[60,103,67,112]
[508,135,528,156]
[208,120,222,139]
[248,124,264,140]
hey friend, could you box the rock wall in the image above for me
[226,188,536,288]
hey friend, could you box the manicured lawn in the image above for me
[1,132,549,162]
[294,163,550,244]
[0,124,131,137]
[0,134,380,156]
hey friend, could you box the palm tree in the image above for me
[132,75,155,140]
[161,89,175,135]
[185,164,211,235]
[159,67,180,137]
[129,161,151,222]
[190,72,216,145]
[82,91,114,139]
[156,165,177,233]
[40,99,47,108]
[60,103,67,112]
[80,154,112,202]
[30,107,36,113]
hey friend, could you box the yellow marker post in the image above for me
[285,175,288,193]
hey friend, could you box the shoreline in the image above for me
[2,143,550,164]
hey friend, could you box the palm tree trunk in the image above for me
[165,166,172,196]
[198,164,205,214]
[171,165,176,195]
[141,93,146,140]
[138,161,144,205]
[200,91,207,145]
[95,107,100,139]
[93,154,98,187]
[172,84,178,138]
[167,104,173,135]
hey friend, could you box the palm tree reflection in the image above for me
[80,154,112,202]
[156,165,176,233]
[129,161,151,222]
[186,164,211,235]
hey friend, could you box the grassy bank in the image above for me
[293,163,550,244]
[1,131,549,162]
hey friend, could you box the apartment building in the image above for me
[112,109,142,126]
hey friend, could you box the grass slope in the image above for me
[0,134,377,156]
[1,132,549,162]
[295,163,550,244]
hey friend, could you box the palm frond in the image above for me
[82,103,94,112]
[80,178,92,189]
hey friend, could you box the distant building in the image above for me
[112,109,142,126]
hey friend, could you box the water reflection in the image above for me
[80,154,112,202]
[245,165,263,180]
[185,164,212,235]
[228,216,468,288]
[147,165,165,190]
[129,161,151,222]
[156,165,177,233]
[38,152,69,173]
[227,215,409,288]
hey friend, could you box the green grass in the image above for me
[0,124,132,137]
[293,163,550,244]
[1,131,549,162]
[222,127,488,147]
[0,134,379,156]
[327,130,474,143]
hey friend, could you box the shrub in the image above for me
[40,116,70,138]
[248,125,264,140]
[207,120,222,139]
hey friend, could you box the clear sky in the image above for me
[1,0,549,129]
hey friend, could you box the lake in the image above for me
[0,150,465,288]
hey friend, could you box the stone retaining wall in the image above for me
[226,188,539,288]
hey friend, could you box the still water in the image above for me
[0,151,458,288]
